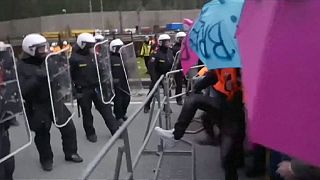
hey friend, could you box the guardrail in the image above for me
[164,64,205,133]
[80,74,195,180]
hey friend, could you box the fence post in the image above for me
[155,85,164,152]
[144,96,157,140]
[122,129,134,180]
[113,146,124,180]
[163,76,172,129]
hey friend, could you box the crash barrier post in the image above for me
[164,65,205,134]
[80,75,195,180]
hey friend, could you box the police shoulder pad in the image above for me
[79,64,87,67]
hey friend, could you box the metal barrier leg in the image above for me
[191,143,196,180]
[153,152,164,180]
[143,97,157,141]
[163,77,172,130]
[114,146,124,180]
[123,129,134,180]
[155,86,164,151]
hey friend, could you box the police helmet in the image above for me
[94,34,105,42]
[109,39,124,53]
[63,41,68,46]
[158,34,171,46]
[22,34,49,57]
[77,33,96,49]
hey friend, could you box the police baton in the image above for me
[77,100,81,118]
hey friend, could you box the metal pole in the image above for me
[119,10,123,34]
[89,0,93,28]
[153,152,164,180]
[100,0,104,30]
[143,97,156,140]
[133,105,163,168]
[155,86,164,151]
[122,129,134,180]
[113,146,124,180]
[191,144,196,180]
[163,76,172,129]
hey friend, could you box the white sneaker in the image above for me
[154,127,179,148]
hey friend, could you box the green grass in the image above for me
[136,57,149,79]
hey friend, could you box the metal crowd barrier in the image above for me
[80,75,195,180]
[164,64,205,133]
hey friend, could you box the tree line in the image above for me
[0,0,208,21]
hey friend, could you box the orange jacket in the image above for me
[52,46,61,53]
[214,68,241,101]
[197,67,241,101]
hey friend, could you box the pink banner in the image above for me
[180,34,199,76]
[238,0,320,166]
[180,19,199,75]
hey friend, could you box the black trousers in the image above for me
[145,78,167,110]
[200,111,220,138]
[144,56,150,72]
[220,110,245,180]
[78,89,119,136]
[0,128,14,180]
[34,120,78,164]
[113,88,130,120]
[173,92,245,180]
[173,93,222,139]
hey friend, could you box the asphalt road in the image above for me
[8,90,264,180]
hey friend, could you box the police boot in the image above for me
[65,153,83,163]
[86,134,97,143]
[41,160,53,171]
[144,106,150,113]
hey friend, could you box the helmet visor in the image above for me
[177,37,184,43]
[33,42,49,57]
[82,42,95,49]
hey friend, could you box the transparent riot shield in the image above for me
[119,42,144,96]
[0,44,32,163]
[45,48,75,128]
[171,50,181,71]
[169,50,182,89]
[94,40,115,104]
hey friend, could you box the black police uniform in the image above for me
[17,56,80,167]
[110,52,130,121]
[0,125,14,180]
[172,42,184,104]
[70,46,119,138]
[0,102,15,180]
[144,46,174,111]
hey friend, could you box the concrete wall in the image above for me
[0,9,200,39]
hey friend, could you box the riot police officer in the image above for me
[94,34,105,43]
[144,34,174,113]
[172,32,186,105]
[17,34,83,172]
[70,33,119,143]
[0,41,15,180]
[109,39,131,121]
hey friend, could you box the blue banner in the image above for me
[189,0,244,69]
